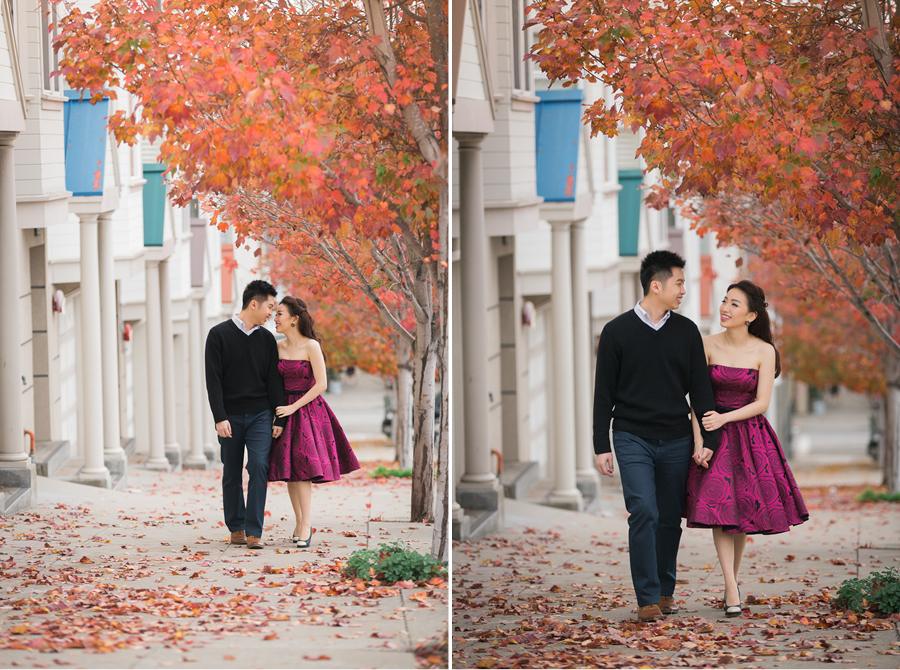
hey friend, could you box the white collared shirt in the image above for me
[232,314,260,336]
[634,300,670,331]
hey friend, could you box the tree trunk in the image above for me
[395,336,414,470]
[884,353,900,494]
[410,262,436,523]
[431,180,449,562]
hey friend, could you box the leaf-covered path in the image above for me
[0,459,447,669]
[453,487,899,668]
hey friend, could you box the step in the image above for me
[500,460,540,499]
[32,440,70,477]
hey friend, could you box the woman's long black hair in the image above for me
[281,296,325,359]
[728,280,781,378]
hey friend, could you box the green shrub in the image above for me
[833,566,900,614]
[369,465,413,478]
[855,488,900,503]
[342,541,447,583]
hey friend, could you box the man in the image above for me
[593,250,720,622]
[205,280,286,550]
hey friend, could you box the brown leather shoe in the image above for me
[659,595,679,614]
[247,535,263,549]
[637,604,663,622]
[230,530,246,545]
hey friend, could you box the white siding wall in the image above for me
[0,9,17,101]
[456,3,486,101]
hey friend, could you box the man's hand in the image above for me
[272,426,283,439]
[595,453,615,477]
[693,447,714,468]
[216,420,232,438]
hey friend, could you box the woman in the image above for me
[684,280,808,617]
[268,296,360,548]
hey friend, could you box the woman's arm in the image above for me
[702,345,777,430]
[275,342,328,418]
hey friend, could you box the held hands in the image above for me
[272,426,283,439]
[701,411,727,431]
[275,403,299,418]
[693,446,714,468]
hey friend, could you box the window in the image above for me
[511,0,532,91]
[41,0,62,93]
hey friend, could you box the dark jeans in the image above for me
[219,410,273,538]
[613,430,692,606]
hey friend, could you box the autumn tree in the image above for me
[529,0,900,491]
[267,246,416,468]
[54,0,449,555]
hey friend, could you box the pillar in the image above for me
[548,221,583,511]
[98,214,126,476]
[184,297,209,469]
[0,133,37,512]
[77,213,111,487]
[571,221,600,499]
[145,261,171,470]
[454,133,504,521]
[159,259,181,467]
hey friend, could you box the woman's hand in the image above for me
[275,403,299,418]
[693,446,713,468]
[702,411,727,431]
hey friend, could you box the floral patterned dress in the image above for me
[684,364,808,534]
[267,360,360,483]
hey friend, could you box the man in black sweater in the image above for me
[205,280,286,550]
[593,250,720,622]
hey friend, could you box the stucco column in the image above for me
[0,135,28,468]
[0,133,37,512]
[571,221,600,499]
[548,220,583,511]
[159,259,181,466]
[184,296,209,469]
[98,214,125,473]
[145,261,171,470]
[78,213,111,487]
[454,133,503,519]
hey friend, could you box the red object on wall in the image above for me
[221,244,234,304]
[700,254,713,318]
[122,323,132,342]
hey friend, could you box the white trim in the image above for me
[1,0,27,122]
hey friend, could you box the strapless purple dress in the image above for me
[684,364,808,534]
[267,360,360,483]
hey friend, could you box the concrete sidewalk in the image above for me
[0,454,447,669]
[453,486,900,668]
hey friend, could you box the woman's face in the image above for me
[273,304,294,334]
[719,288,755,328]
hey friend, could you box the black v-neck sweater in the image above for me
[593,310,720,454]
[205,320,286,427]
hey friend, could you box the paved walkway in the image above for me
[453,489,899,668]
[0,452,446,668]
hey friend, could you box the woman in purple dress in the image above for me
[685,281,808,617]
[268,296,360,548]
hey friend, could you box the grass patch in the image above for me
[833,566,900,615]
[342,541,447,583]
[369,465,412,478]
[855,488,900,502]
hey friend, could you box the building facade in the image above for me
[0,0,266,514]
[451,0,740,542]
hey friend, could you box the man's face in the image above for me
[250,296,276,326]
[656,267,686,311]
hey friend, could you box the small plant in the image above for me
[833,566,900,615]
[342,541,447,583]
[855,488,900,503]
[369,465,413,478]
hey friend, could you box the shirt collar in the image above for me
[634,300,670,330]
[232,314,260,335]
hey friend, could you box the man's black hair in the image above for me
[241,280,278,310]
[639,250,686,296]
